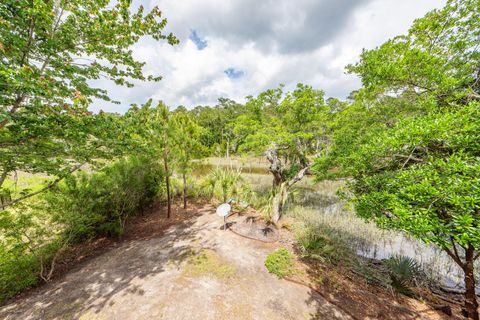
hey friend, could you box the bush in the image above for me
[199,168,253,203]
[0,156,164,303]
[0,201,61,301]
[265,248,295,278]
[385,255,423,294]
[46,156,163,240]
[0,247,38,302]
[293,215,352,266]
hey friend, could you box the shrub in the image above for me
[265,248,295,278]
[385,254,423,294]
[46,156,163,240]
[199,168,253,204]
[0,246,38,302]
[0,156,163,303]
[292,212,353,266]
[0,197,63,300]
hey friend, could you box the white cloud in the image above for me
[89,0,446,113]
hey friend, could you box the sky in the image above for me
[90,0,446,113]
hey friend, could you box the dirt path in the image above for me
[0,204,352,320]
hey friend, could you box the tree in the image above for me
[171,109,205,209]
[234,84,329,223]
[125,101,177,218]
[314,1,480,318]
[0,0,178,206]
[189,98,246,154]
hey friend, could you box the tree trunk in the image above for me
[265,147,284,188]
[271,172,283,188]
[226,138,230,159]
[463,245,479,320]
[271,183,288,224]
[183,172,187,210]
[271,166,310,224]
[163,157,171,219]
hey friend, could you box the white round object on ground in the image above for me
[216,203,231,217]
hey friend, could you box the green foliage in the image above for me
[0,247,40,302]
[171,109,208,175]
[201,168,251,203]
[313,0,480,315]
[0,158,163,301]
[264,248,295,279]
[236,84,328,161]
[189,98,246,153]
[385,255,422,294]
[314,0,480,261]
[0,0,177,207]
[256,189,276,222]
[347,0,479,103]
[125,100,206,211]
[297,225,351,265]
[0,205,59,302]
[0,156,163,302]
[46,156,163,239]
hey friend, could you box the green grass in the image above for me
[3,171,51,198]
[181,249,237,281]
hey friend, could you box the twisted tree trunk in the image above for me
[265,147,284,188]
[271,183,288,224]
[265,145,310,224]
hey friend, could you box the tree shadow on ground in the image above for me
[295,243,451,320]
[0,203,219,320]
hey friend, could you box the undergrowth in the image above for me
[265,248,295,278]
[0,156,164,303]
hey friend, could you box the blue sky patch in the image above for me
[224,68,245,79]
[189,30,207,50]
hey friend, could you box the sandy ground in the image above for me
[0,204,352,320]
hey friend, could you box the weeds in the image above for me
[298,230,350,265]
[265,248,295,278]
[182,249,236,281]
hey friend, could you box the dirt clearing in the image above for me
[0,203,351,320]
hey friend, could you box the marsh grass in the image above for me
[193,156,269,176]
[280,178,476,291]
